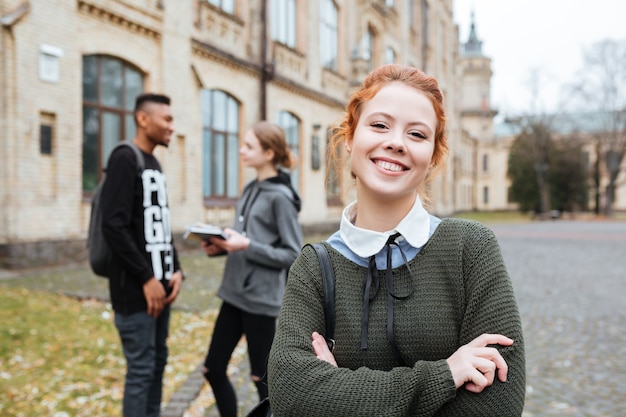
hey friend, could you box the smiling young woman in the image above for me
[267,64,526,417]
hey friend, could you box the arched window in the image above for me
[276,111,301,192]
[201,89,240,201]
[320,0,338,70]
[271,0,296,48]
[82,55,143,193]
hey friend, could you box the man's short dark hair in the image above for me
[134,93,171,113]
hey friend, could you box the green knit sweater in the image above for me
[268,218,525,416]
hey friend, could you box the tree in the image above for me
[570,39,626,216]
[508,120,553,216]
[549,136,590,212]
[507,119,589,216]
[508,131,541,213]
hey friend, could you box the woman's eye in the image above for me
[371,122,387,129]
[409,131,427,139]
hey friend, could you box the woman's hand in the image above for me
[207,228,250,253]
[312,332,337,367]
[446,333,513,393]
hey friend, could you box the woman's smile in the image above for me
[372,158,408,173]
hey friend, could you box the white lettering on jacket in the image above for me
[142,169,174,280]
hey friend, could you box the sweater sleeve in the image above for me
[436,220,526,416]
[100,147,153,284]
[268,245,457,417]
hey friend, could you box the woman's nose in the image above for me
[384,131,406,153]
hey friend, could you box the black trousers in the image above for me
[204,301,276,417]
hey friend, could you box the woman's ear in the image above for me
[345,138,353,153]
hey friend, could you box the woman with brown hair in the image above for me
[267,65,525,416]
[201,121,303,416]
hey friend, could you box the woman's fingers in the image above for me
[467,333,513,348]
[447,333,514,391]
[312,332,337,367]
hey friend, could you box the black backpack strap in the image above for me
[106,141,146,175]
[309,243,336,352]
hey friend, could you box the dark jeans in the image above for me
[115,306,170,417]
[204,302,276,417]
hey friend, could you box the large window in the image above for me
[385,47,396,64]
[271,0,296,48]
[277,111,301,192]
[363,27,375,68]
[201,89,240,200]
[207,0,234,14]
[320,0,338,70]
[82,55,143,193]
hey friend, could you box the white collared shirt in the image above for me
[327,196,441,269]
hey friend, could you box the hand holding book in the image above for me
[183,223,229,241]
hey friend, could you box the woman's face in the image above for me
[348,81,437,203]
[240,129,273,169]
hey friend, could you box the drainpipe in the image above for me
[260,0,268,120]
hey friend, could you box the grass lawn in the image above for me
[0,232,334,416]
[0,287,215,416]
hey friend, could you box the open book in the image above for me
[183,223,229,241]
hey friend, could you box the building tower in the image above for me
[460,11,514,212]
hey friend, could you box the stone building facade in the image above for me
[0,0,493,268]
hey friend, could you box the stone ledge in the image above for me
[162,364,205,417]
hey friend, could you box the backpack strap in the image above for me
[309,243,336,352]
[106,141,146,175]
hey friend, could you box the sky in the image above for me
[453,0,626,118]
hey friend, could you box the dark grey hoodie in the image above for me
[217,170,303,316]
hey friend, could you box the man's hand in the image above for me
[165,270,184,305]
[200,239,226,256]
[143,277,166,318]
[446,333,513,393]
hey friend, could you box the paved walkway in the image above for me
[164,220,626,417]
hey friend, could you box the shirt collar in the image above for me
[339,196,431,258]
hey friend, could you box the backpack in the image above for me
[87,141,145,277]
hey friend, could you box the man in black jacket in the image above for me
[101,93,184,417]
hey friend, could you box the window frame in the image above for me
[207,0,235,14]
[271,0,296,48]
[201,89,241,206]
[276,110,301,192]
[320,0,338,70]
[81,54,144,196]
